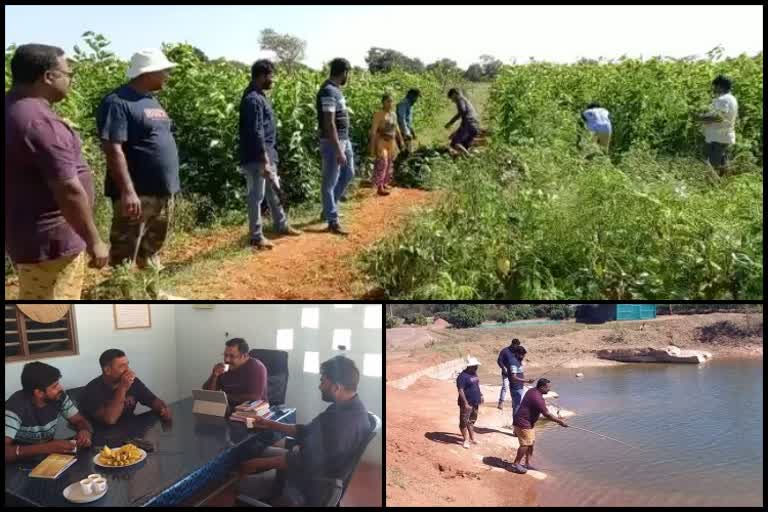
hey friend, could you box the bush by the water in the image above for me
[403,312,429,326]
[386,315,404,328]
[446,305,485,328]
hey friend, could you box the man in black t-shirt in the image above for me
[79,348,171,426]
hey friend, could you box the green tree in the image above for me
[259,28,307,71]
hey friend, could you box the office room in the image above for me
[4,303,383,507]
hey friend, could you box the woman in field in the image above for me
[369,93,404,196]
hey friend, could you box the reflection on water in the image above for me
[532,359,763,506]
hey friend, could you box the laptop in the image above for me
[192,389,229,417]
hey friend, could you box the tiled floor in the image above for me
[201,462,382,507]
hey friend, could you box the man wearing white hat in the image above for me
[96,49,179,269]
[456,355,484,449]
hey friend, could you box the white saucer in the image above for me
[62,481,108,503]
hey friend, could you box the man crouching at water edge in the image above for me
[457,356,483,449]
[510,378,568,473]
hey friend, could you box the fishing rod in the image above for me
[565,424,640,450]
[534,354,584,380]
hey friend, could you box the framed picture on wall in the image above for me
[113,305,152,330]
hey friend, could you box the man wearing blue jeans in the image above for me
[508,346,534,421]
[496,338,521,409]
[316,58,354,235]
[239,59,301,250]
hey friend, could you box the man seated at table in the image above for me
[79,349,171,425]
[236,355,371,505]
[202,338,268,406]
[5,362,94,462]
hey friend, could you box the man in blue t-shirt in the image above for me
[507,346,535,420]
[316,58,354,235]
[496,338,521,409]
[96,49,179,269]
[396,89,420,152]
[238,59,302,250]
[456,356,483,449]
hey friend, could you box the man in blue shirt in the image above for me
[236,355,371,506]
[496,338,521,409]
[239,59,302,250]
[316,58,354,235]
[456,356,483,449]
[396,89,420,152]
[507,346,535,419]
[97,49,179,269]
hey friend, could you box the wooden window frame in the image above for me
[4,305,79,363]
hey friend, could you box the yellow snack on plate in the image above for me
[99,443,142,466]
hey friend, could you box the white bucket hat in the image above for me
[127,49,177,80]
[465,356,481,367]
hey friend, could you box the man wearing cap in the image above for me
[96,49,179,269]
[456,356,483,449]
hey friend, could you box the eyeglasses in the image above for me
[48,69,74,80]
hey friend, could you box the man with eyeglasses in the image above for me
[5,44,109,299]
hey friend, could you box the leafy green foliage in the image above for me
[489,53,763,162]
[5,33,444,229]
[362,145,763,299]
[446,305,485,328]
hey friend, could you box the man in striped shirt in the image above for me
[5,361,94,462]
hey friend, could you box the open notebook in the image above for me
[29,453,78,479]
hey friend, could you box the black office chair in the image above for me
[248,349,289,406]
[236,412,382,507]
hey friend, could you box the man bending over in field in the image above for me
[445,88,481,157]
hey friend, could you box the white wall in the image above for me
[4,304,178,413]
[174,304,383,464]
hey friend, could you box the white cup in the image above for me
[92,478,107,493]
[88,473,101,482]
[80,478,93,496]
[223,363,230,372]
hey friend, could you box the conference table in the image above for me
[4,397,296,506]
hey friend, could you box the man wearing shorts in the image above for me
[511,378,568,473]
[457,356,483,449]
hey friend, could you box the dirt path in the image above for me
[3,186,434,300]
[169,186,435,299]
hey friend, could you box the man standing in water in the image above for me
[511,378,568,473]
[496,338,520,409]
[457,356,483,449]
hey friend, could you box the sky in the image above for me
[5,5,764,69]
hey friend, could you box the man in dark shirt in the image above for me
[202,338,268,406]
[79,349,171,425]
[316,58,354,235]
[237,355,371,506]
[96,48,179,269]
[238,59,301,251]
[5,44,108,299]
[445,88,481,156]
[496,338,521,409]
[456,356,484,449]
[5,362,94,462]
[511,378,568,473]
